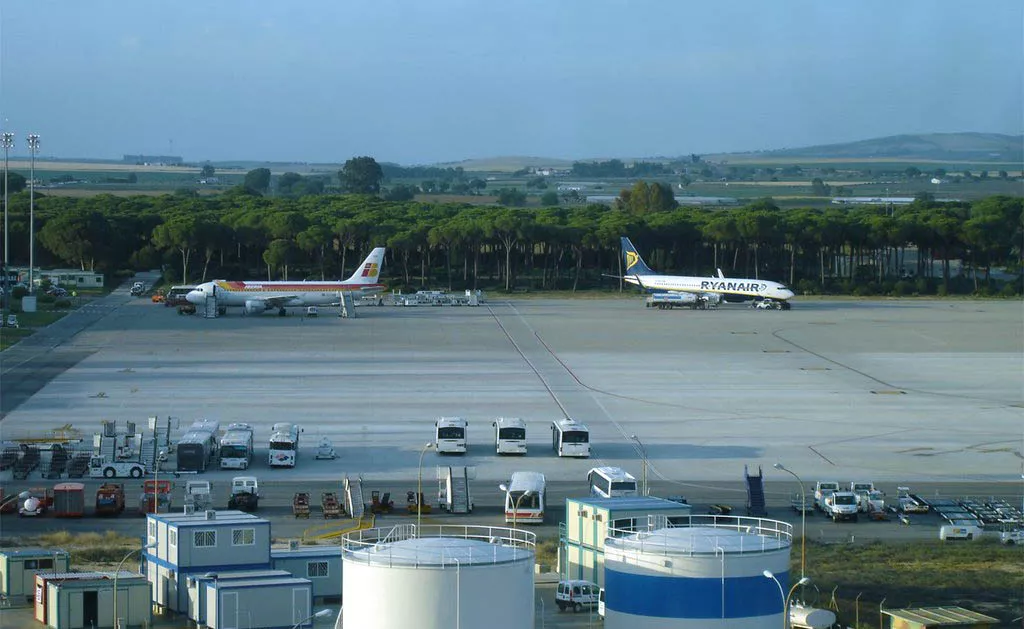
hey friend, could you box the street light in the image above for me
[2,131,13,301]
[26,134,39,294]
[416,442,433,532]
[630,434,649,496]
[290,608,332,629]
[762,570,810,629]
[773,463,806,583]
[0,490,31,511]
[153,450,168,514]
[113,541,157,629]
[499,484,534,530]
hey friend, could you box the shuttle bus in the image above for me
[176,420,221,472]
[268,423,302,468]
[435,417,468,454]
[588,466,638,498]
[551,418,590,458]
[493,417,527,455]
[219,423,255,470]
[501,471,546,524]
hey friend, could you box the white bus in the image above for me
[501,471,546,524]
[435,417,468,454]
[588,466,638,498]
[551,418,590,458]
[268,423,302,468]
[493,417,527,455]
[219,423,255,470]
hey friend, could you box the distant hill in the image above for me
[433,156,575,172]
[716,132,1023,163]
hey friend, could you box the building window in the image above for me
[24,560,38,569]
[307,561,329,578]
[148,521,157,542]
[231,528,255,546]
[38,558,54,570]
[194,530,216,547]
[169,530,177,547]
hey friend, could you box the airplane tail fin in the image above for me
[345,247,386,284]
[621,237,655,276]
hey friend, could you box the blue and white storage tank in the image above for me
[342,524,535,629]
[602,515,792,629]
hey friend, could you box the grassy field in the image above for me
[0,307,71,350]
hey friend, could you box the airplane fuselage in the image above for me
[626,274,794,301]
[191,281,385,308]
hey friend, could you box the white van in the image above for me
[493,417,527,455]
[435,417,468,454]
[939,525,983,541]
[598,588,605,618]
[555,580,599,613]
[588,466,638,499]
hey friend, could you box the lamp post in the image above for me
[773,463,806,583]
[290,608,331,629]
[113,542,156,629]
[0,490,30,511]
[762,570,810,629]
[26,134,39,294]
[630,434,648,496]
[499,484,534,530]
[153,450,167,514]
[416,442,433,532]
[2,132,13,301]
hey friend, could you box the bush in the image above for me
[892,281,913,297]
[796,279,818,295]
[54,299,72,309]
[36,293,55,304]
[999,283,1019,297]
[11,285,28,299]
[936,284,949,297]
[914,278,933,295]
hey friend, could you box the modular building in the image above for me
[602,516,792,629]
[204,577,313,629]
[0,548,71,601]
[270,546,342,601]
[35,572,149,629]
[186,570,291,625]
[562,496,692,586]
[144,510,271,614]
[342,524,535,629]
[881,606,998,629]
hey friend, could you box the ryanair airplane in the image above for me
[621,237,795,309]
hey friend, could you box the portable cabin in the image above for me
[35,572,112,624]
[40,572,149,629]
[271,546,342,601]
[881,606,998,629]
[186,570,291,625]
[563,496,692,586]
[0,548,71,601]
[145,510,272,614]
[204,577,313,629]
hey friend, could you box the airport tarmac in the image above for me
[1,283,1022,487]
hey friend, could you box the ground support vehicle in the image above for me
[897,486,931,513]
[177,304,196,315]
[823,491,859,522]
[185,481,213,512]
[88,456,147,479]
[939,525,983,541]
[369,490,393,515]
[556,580,599,613]
[322,492,343,518]
[139,480,173,515]
[314,437,336,460]
[228,476,260,511]
[813,481,840,510]
[293,492,311,518]
[999,529,1024,545]
[130,282,147,297]
[406,491,431,514]
[791,491,815,513]
[95,483,126,515]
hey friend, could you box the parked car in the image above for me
[555,580,599,612]
[1000,529,1024,545]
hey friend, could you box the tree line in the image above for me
[0,181,1019,296]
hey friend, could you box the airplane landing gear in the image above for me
[278,307,287,317]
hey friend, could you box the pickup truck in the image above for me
[813,481,840,510]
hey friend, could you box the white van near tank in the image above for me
[939,524,983,541]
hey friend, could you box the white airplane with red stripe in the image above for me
[186,247,386,315]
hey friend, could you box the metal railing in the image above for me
[341,524,536,568]
[604,514,792,557]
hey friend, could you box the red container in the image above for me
[52,483,85,517]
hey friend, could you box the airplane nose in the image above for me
[185,290,203,304]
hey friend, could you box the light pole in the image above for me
[2,132,13,300]
[630,434,648,496]
[113,541,156,629]
[153,450,167,514]
[499,485,533,530]
[290,608,331,629]
[762,570,810,629]
[774,463,806,583]
[416,442,433,532]
[0,490,30,511]
[26,134,39,294]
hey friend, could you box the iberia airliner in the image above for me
[621,237,795,308]
[186,247,386,315]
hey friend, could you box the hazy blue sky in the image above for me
[2,1,1021,164]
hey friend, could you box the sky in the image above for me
[1,1,1022,164]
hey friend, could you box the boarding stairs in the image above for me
[202,295,219,319]
[344,476,365,519]
[439,466,473,514]
[339,292,356,318]
[745,464,768,516]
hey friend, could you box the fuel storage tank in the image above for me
[342,524,535,629]
[602,515,792,629]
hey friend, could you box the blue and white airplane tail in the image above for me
[621,237,655,276]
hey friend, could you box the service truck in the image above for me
[95,483,126,515]
[228,476,260,511]
[813,481,840,510]
[88,455,147,479]
[184,481,213,512]
[850,482,884,513]
[823,491,860,522]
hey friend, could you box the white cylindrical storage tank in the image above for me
[343,524,535,629]
[603,516,792,629]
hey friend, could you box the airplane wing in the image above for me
[253,295,302,309]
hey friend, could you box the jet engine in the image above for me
[244,300,269,315]
[700,293,723,305]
